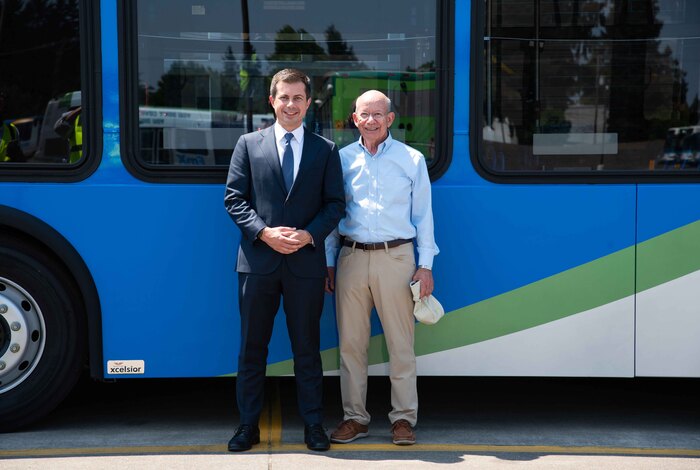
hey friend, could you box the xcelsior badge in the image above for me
[107,360,145,375]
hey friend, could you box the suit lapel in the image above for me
[289,128,319,198]
[257,126,286,193]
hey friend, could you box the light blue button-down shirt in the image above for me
[325,133,439,268]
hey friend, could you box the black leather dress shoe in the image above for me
[304,423,330,451]
[228,424,261,452]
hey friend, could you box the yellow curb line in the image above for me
[2,444,700,458]
[269,381,282,446]
[0,445,225,458]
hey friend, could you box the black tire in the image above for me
[0,235,86,432]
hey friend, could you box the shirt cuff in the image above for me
[417,251,434,270]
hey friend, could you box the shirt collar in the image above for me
[274,122,304,144]
[358,131,394,156]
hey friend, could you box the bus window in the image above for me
[130,0,439,170]
[480,0,700,174]
[0,1,83,166]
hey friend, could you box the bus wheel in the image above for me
[0,237,86,432]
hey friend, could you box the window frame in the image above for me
[470,0,700,184]
[119,0,453,183]
[0,0,102,183]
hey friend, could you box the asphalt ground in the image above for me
[1,376,700,469]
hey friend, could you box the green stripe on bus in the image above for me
[266,246,635,375]
[636,220,700,293]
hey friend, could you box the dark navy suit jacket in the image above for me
[224,126,345,278]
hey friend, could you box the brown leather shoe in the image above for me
[330,419,369,443]
[391,419,416,445]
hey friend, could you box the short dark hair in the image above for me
[269,68,311,99]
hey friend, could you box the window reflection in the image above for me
[0,0,82,165]
[135,0,437,166]
[482,0,700,173]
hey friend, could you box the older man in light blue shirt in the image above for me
[325,90,438,446]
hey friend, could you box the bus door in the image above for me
[466,0,638,376]
[637,178,700,377]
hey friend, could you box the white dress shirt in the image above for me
[273,122,304,183]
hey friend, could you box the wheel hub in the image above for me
[0,277,46,393]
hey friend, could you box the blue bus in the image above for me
[1,0,700,431]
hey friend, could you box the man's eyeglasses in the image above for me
[357,112,386,121]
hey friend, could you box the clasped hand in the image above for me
[260,226,312,254]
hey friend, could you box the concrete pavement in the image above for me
[1,376,700,469]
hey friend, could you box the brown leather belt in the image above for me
[342,238,413,251]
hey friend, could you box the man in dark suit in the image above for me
[224,69,345,452]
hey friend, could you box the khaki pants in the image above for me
[335,242,418,426]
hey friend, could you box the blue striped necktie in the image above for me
[282,132,294,193]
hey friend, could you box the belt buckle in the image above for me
[362,242,371,252]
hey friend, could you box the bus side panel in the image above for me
[416,170,636,376]
[1,183,246,378]
[636,184,700,377]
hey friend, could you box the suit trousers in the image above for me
[237,260,325,426]
[335,242,418,427]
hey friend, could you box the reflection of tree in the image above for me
[222,46,240,92]
[645,42,697,137]
[222,45,252,112]
[266,24,366,133]
[268,25,326,62]
[490,0,697,146]
[268,24,364,67]
[0,0,80,118]
[324,25,359,64]
[146,61,205,108]
[140,23,367,125]
[566,1,695,141]
[222,46,242,110]
[605,0,659,142]
[141,60,266,112]
[690,97,700,126]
